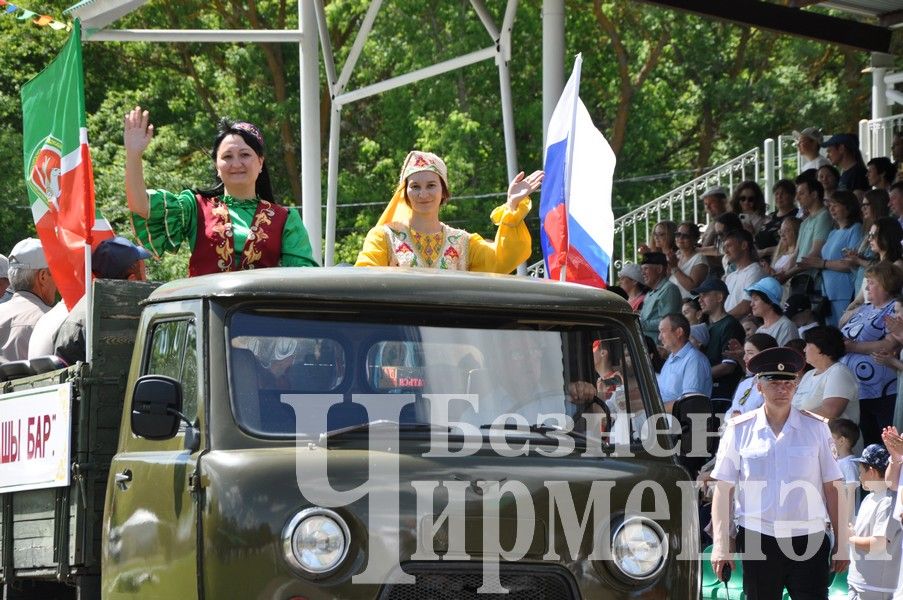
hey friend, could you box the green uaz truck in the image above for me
[0,268,700,599]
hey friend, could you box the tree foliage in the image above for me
[0,0,888,279]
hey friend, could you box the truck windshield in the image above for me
[227,310,649,440]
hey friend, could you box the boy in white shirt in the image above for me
[848,444,902,600]
[830,418,861,484]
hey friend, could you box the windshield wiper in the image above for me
[317,420,452,446]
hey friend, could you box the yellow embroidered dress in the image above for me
[355,199,531,273]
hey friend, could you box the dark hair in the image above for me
[868,157,896,186]
[795,170,824,200]
[715,211,743,233]
[828,190,861,225]
[677,221,701,242]
[890,180,903,195]
[864,188,890,221]
[828,417,860,445]
[817,164,840,186]
[730,181,766,216]
[195,118,274,201]
[873,216,903,262]
[663,313,691,340]
[724,228,755,253]
[746,332,778,352]
[607,285,629,301]
[772,179,796,201]
[643,334,664,373]
[683,297,701,312]
[803,325,846,361]
[784,338,806,356]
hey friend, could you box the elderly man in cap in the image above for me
[699,186,729,250]
[0,238,56,363]
[49,236,150,365]
[823,133,869,194]
[694,276,746,401]
[794,127,830,173]
[710,346,847,599]
[0,254,9,303]
[638,251,682,343]
[745,277,800,346]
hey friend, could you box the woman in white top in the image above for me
[727,333,778,417]
[668,222,708,298]
[792,325,859,423]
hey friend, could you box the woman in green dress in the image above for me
[124,106,318,276]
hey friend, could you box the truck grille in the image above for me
[378,562,580,600]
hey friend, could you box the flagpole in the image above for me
[84,243,92,364]
[559,53,583,282]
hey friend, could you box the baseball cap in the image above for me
[852,443,890,472]
[745,277,782,308]
[748,346,805,380]
[792,127,823,145]
[618,263,643,283]
[821,133,859,150]
[691,276,729,296]
[784,294,811,318]
[640,252,668,266]
[0,254,7,279]
[700,185,728,200]
[92,237,151,279]
[8,238,48,270]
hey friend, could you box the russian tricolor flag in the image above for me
[539,54,616,288]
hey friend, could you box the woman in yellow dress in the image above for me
[355,150,543,273]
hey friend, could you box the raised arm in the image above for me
[506,170,544,211]
[124,106,155,219]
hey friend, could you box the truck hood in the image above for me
[199,445,697,599]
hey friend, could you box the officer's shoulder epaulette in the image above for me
[800,410,829,424]
[727,411,757,425]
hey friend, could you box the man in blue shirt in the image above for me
[656,313,713,412]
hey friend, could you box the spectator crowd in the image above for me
[612,128,903,597]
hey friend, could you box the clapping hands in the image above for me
[883,426,903,461]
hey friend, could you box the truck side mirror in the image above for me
[131,375,183,440]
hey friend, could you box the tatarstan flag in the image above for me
[20,20,113,309]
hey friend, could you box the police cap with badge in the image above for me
[747,347,805,381]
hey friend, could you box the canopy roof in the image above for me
[637,0,903,53]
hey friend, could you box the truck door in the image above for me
[102,303,203,599]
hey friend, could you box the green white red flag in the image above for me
[20,20,113,309]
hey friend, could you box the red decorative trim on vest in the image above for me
[189,195,288,276]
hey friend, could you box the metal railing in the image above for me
[864,114,903,162]
[527,117,899,281]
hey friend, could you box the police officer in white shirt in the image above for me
[710,347,848,599]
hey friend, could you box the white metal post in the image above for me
[497,1,521,273]
[763,138,774,209]
[542,0,564,148]
[299,0,322,264]
[324,106,341,267]
[859,119,871,163]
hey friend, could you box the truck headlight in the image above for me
[282,508,350,575]
[610,517,668,580]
